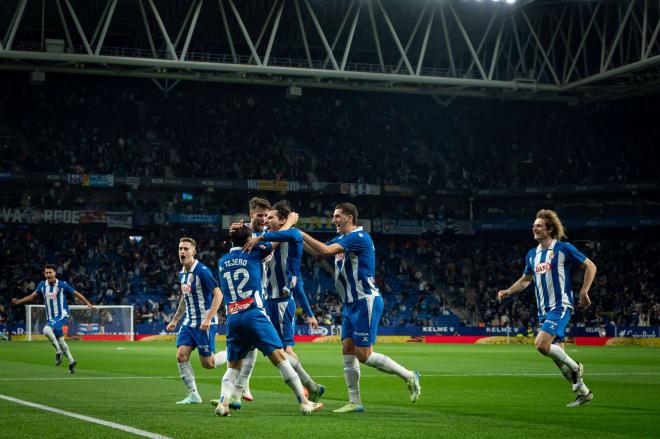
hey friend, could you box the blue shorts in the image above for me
[46,316,69,338]
[226,307,283,362]
[176,324,217,357]
[264,297,296,347]
[341,295,384,347]
[540,307,572,343]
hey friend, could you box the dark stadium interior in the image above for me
[1,72,658,333]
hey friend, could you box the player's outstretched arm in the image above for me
[74,291,95,310]
[167,297,186,331]
[302,240,320,256]
[11,292,38,305]
[300,231,344,256]
[578,258,597,308]
[201,287,223,331]
[497,275,533,302]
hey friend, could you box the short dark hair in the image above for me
[271,200,292,220]
[230,225,251,247]
[249,197,271,212]
[335,202,358,225]
[43,264,57,271]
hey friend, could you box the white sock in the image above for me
[57,337,74,363]
[557,364,572,382]
[178,361,197,393]
[545,345,579,371]
[221,368,240,404]
[214,351,227,368]
[237,349,257,395]
[286,352,319,392]
[577,382,590,395]
[364,352,414,381]
[43,326,61,353]
[343,354,361,404]
[277,360,306,403]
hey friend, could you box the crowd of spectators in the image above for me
[1,75,658,333]
[1,227,657,331]
[2,76,658,190]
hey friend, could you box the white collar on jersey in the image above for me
[181,259,199,273]
[229,246,243,252]
[342,226,363,236]
[536,239,557,253]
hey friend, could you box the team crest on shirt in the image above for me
[534,262,552,274]
[548,250,555,259]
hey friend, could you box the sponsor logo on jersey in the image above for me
[535,262,552,274]
[228,297,254,314]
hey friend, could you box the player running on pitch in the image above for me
[12,264,95,373]
[301,202,421,413]
[497,209,596,407]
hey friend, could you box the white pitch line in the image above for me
[1,371,660,382]
[0,376,181,381]
[0,394,173,439]
[296,372,660,378]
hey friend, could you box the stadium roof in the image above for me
[1,0,659,102]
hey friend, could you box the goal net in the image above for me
[26,305,134,341]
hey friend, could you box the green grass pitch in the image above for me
[1,341,659,438]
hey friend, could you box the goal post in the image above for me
[26,305,135,341]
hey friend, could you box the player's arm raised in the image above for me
[301,231,344,256]
[11,291,38,305]
[578,258,597,308]
[280,212,299,231]
[167,295,186,332]
[497,275,534,302]
[201,287,223,331]
[74,290,95,310]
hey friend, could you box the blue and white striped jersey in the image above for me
[36,280,75,320]
[218,243,273,314]
[252,229,269,290]
[261,228,313,316]
[327,226,381,304]
[263,229,300,299]
[523,239,587,318]
[179,260,219,327]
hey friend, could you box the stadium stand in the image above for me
[1,75,658,333]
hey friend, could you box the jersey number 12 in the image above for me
[223,268,253,302]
